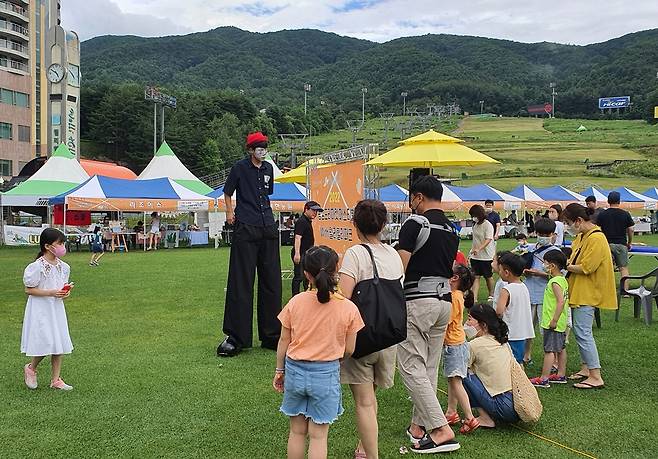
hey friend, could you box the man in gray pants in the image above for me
[397,176,461,454]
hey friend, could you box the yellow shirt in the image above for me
[468,335,513,396]
[444,290,466,346]
[567,226,617,310]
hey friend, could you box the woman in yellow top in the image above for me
[562,203,616,390]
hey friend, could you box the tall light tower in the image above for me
[550,82,557,118]
[303,83,311,116]
[401,91,408,116]
[361,87,368,123]
[479,100,484,114]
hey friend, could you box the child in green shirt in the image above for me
[529,250,569,388]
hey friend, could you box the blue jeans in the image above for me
[462,373,519,424]
[572,306,601,369]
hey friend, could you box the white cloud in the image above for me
[62,0,658,45]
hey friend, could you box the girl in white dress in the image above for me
[22,228,74,391]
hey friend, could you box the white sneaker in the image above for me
[50,378,73,391]
[24,363,37,389]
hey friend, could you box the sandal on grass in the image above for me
[406,425,426,442]
[411,436,460,454]
[567,372,588,380]
[445,411,461,426]
[459,417,480,434]
[354,450,367,459]
[573,381,605,390]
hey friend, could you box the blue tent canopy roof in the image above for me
[208,183,307,201]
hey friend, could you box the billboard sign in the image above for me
[527,104,551,114]
[598,96,630,109]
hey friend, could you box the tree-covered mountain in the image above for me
[82,27,658,117]
[79,27,658,174]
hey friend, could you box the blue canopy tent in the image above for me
[581,187,609,202]
[210,182,308,212]
[445,184,522,205]
[533,186,586,202]
[610,187,656,204]
[644,187,658,200]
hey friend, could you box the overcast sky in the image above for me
[62,0,657,45]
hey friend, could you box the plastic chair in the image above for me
[617,267,658,325]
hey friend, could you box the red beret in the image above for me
[246,132,268,148]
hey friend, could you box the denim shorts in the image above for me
[442,342,469,378]
[280,357,343,425]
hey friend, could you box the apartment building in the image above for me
[0,0,80,181]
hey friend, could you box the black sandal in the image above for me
[411,436,460,454]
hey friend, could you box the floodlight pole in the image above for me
[361,87,367,123]
[153,104,157,154]
[479,100,484,114]
[304,83,311,116]
[401,91,408,116]
[550,82,557,118]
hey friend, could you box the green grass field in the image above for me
[306,116,658,193]
[2,238,658,458]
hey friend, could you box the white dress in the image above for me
[21,257,74,356]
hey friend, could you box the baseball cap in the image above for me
[305,201,324,211]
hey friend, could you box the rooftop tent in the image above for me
[581,187,609,202]
[377,184,409,202]
[1,144,89,206]
[138,141,213,195]
[644,187,658,200]
[533,186,586,202]
[610,187,657,203]
[50,175,214,212]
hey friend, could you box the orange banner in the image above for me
[66,197,213,212]
[310,160,364,259]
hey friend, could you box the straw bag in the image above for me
[509,345,543,422]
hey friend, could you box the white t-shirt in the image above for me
[554,220,565,246]
[339,243,404,286]
[501,282,535,341]
[493,278,508,305]
[471,220,495,261]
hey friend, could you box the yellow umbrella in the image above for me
[365,129,499,168]
[276,158,328,183]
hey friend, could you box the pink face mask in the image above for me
[50,245,67,258]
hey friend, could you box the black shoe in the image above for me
[261,339,279,351]
[217,337,241,357]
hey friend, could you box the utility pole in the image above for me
[401,91,408,116]
[550,82,557,118]
[304,83,311,116]
[361,87,368,123]
[479,100,484,115]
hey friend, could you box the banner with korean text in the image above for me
[309,160,363,259]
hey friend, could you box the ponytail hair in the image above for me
[469,303,509,344]
[453,263,475,309]
[302,245,339,304]
[36,228,65,260]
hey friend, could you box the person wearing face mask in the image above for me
[468,205,495,302]
[21,228,75,391]
[217,132,282,357]
[548,204,565,246]
[397,176,461,453]
[462,303,519,428]
[561,203,616,389]
[521,218,561,364]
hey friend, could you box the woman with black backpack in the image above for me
[338,199,405,459]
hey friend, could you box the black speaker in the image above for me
[408,168,431,205]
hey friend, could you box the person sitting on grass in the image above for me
[273,245,364,459]
[463,303,519,428]
[443,264,480,434]
[90,226,105,267]
[529,249,570,388]
[494,252,534,364]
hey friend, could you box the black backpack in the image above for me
[350,244,407,359]
[521,245,554,270]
